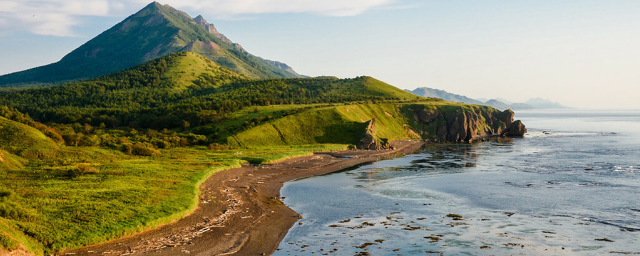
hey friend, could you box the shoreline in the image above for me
[63,140,425,256]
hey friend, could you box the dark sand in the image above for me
[63,141,425,256]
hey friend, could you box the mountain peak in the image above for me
[193,14,206,22]
[148,1,163,8]
[137,1,165,15]
[0,1,302,87]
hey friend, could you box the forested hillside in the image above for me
[0,52,424,150]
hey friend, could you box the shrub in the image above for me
[67,164,99,178]
[208,143,229,151]
[131,144,161,156]
[77,163,99,174]
[0,201,34,220]
[155,140,171,149]
[0,188,15,200]
[121,144,133,155]
[79,135,101,146]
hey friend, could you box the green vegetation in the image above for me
[0,119,344,254]
[230,103,425,147]
[0,117,59,160]
[0,52,423,151]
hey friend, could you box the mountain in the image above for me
[484,99,512,111]
[407,87,485,105]
[495,97,515,105]
[525,97,569,109]
[483,99,533,111]
[405,87,571,110]
[509,103,535,110]
[406,87,522,110]
[0,2,302,88]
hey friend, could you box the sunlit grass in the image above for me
[0,143,346,255]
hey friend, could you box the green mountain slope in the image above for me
[0,52,421,134]
[0,2,301,88]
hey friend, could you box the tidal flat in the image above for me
[277,109,640,255]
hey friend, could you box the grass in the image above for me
[0,136,346,255]
[357,77,422,100]
[335,103,420,141]
[162,52,247,91]
[0,117,59,160]
[0,150,27,171]
[229,106,368,147]
[0,220,43,253]
[230,103,439,148]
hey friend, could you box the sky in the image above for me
[1,0,639,109]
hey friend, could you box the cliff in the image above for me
[404,104,526,143]
[356,119,391,150]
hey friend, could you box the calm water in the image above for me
[275,109,640,255]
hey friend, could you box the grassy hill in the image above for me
[229,101,521,149]
[0,2,301,88]
[229,103,421,147]
[0,117,59,160]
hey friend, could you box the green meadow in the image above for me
[1,136,344,254]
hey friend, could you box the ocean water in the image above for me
[275,109,640,255]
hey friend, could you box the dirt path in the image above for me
[63,141,425,256]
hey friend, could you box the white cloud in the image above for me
[0,0,121,36]
[153,0,396,17]
[0,0,397,36]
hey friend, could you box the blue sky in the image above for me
[1,0,639,108]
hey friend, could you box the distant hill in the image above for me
[406,87,568,110]
[525,97,569,109]
[484,99,513,111]
[510,103,535,110]
[406,87,484,105]
[0,2,302,88]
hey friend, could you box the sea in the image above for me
[274,109,640,255]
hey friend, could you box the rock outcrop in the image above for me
[406,105,526,143]
[357,119,391,150]
[504,120,527,137]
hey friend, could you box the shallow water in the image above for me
[275,109,640,255]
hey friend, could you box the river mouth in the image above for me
[275,110,640,255]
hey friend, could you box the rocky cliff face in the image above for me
[406,105,526,143]
[357,119,390,150]
[354,104,526,150]
[193,15,234,45]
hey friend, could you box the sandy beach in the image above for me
[63,140,425,256]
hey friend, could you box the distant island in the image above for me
[407,87,570,111]
[0,2,526,256]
